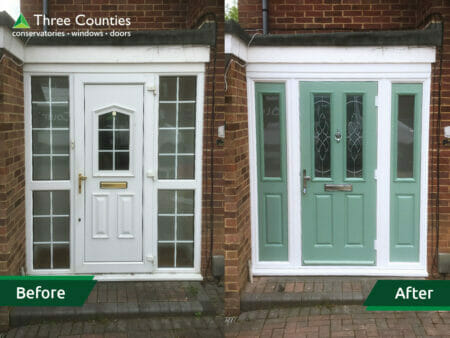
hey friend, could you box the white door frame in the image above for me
[245,52,434,276]
[24,62,205,280]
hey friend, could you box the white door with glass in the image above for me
[84,84,144,264]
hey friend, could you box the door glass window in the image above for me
[262,93,281,177]
[98,111,130,171]
[32,191,70,269]
[31,77,70,180]
[158,76,196,179]
[314,94,331,178]
[157,190,194,268]
[397,95,415,178]
[346,95,363,178]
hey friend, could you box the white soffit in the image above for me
[24,45,210,64]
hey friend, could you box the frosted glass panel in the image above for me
[397,95,415,178]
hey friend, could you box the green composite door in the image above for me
[255,83,288,261]
[300,82,377,265]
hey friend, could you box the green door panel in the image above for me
[300,82,377,265]
[390,84,422,262]
[255,83,288,261]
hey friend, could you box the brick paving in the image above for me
[225,305,450,337]
[10,280,224,327]
[241,277,417,311]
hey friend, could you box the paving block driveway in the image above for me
[4,305,450,337]
[225,305,450,338]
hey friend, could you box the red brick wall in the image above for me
[239,0,417,34]
[185,0,226,273]
[224,55,251,315]
[416,1,450,277]
[22,0,188,31]
[0,50,25,329]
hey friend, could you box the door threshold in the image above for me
[252,267,427,277]
[94,273,203,281]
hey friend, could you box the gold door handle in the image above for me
[78,173,87,194]
[302,169,311,195]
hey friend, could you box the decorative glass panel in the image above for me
[397,95,415,178]
[262,93,281,178]
[157,190,194,268]
[31,77,69,181]
[158,76,196,180]
[346,95,363,178]
[98,112,130,171]
[314,94,331,178]
[32,190,70,269]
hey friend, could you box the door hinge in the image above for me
[374,239,378,251]
[374,169,378,180]
[375,96,379,108]
[146,83,158,95]
[146,255,154,263]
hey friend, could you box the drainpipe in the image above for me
[43,0,48,31]
[262,0,268,34]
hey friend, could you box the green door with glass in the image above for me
[255,83,288,261]
[300,82,377,265]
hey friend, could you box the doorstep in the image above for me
[10,281,223,327]
[240,276,422,311]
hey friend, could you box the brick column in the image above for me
[224,55,251,315]
[0,50,26,330]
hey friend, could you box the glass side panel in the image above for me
[157,190,194,268]
[158,76,196,180]
[262,93,281,178]
[314,94,331,178]
[397,95,415,178]
[346,95,363,178]
[98,112,130,171]
[31,77,69,181]
[32,190,70,269]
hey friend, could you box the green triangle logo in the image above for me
[13,14,30,29]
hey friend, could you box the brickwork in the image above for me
[0,50,25,330]
[238,0,417,34]
[223,55,251,315]
[22,0,188,31]
[416,2,450,276]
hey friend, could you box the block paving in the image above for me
[225,305,450,337]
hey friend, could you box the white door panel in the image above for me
[83,84,144,265]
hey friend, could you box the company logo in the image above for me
[13,14,30,29]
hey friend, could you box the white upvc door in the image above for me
[74,74,154,273]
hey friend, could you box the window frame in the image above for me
[25,73,75,274]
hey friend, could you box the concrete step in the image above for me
[10,300,216,327]
[240,277,379,312]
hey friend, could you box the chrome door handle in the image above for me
[302,169,311,195]
[78,173,87,194]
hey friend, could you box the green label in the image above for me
[0,276,96,306]
[365,280,450,311]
